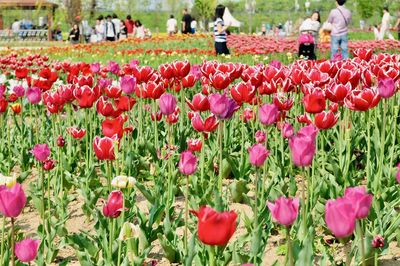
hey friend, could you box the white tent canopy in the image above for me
[208,7,241,29]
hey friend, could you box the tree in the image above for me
[356,0,375,19]
[64,0,82,25]
[193,0,216,31]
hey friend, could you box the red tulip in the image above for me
[67,127,86,139]
[57,135,65,147]
[159,63,175,80]
[15,238,40,262]
[96,97,122,118]
[343,186,373,219]
[371,235,385,248]
[241,107,254,123]
[186,93,210,112]
[190,206,237,246]
[325,197,356,238]
[173,60,191,78]
[102,116,126,139]
[230,82,256,104]
[182,74,197,88]
[143,81,165,99]
[73,85,97,108]
[187,138,202,152]
[209,72,231,90]
[344,89,380,111]
[105,86,122,98]
[267,197,299,226]
[103,190,124,218]
[314,111,339,130]
[43,158,56,171]
[11,103,22,114]
[0,183,26,218]
[93,136,117,161]
[303,89,326,114]
[273,94,294,111]
[115,96,136,112]
[15,67,29,79]
[352,49,373,61]
[325,83,351,103]
[0,98,8,113]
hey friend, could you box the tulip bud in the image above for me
[43,158,56,171]
[0,183,26,217]
[11,103,22,114]
[111,176,136,189]
[255,130,266,143]
[179,151,198,175]
[159,93,177,116]
[259,103,279,126]
[248,144,270,167]
[15,238,40,262]
[371,235,385,248]
[377,78,396,99]
[118,222,140,241]
[57,135,65,147]
[103,190,124,218]
[31,144,51,162]
[267,197,299,226]
[396,163,400,184]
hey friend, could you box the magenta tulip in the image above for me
[0,183,26,218]
[325,197,356,238]
[15,238,40,262]
[259,103,279,126]
[297,124,318,139]
[378,78,396,99]
[344,186,373,219]
[288,133,316,167]
[267,197,299,226]
[159,93,177,116]
[208,93,239,120]
[248,144,270,167]
[179,151,198,175]
[26,87,42,104]
[281,122,294,139]
[255,130,266,143]
[31,144,51,162]
[103,190,124,218]
[120,75,136,95]
[396,163,400,184]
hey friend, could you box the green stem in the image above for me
[375,102,387,195]
[117,195,125,266]
[200,133,205,186]
[208,245,216,266]
[218,121,223,193]
[47,171,51,253]
[10,218,15,266]
[286,226,294,266]
[366,110,371,187]
[344,242,351,266]
[0,216,4,263]
[184,174,189,256]
[107,161,112,193]
[357,221,366,266]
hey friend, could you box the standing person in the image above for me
[327,0,352,60]
[135,20,145,39]
[105,15,117,41]
[379,7,394,40]
[125,15,134,38]
[299,11,321,46]
[69,24,80,44]
[112,14,121,40]
[181,8,192,34]
[119,21,127,39]
[394,11,400,40]
[167,15,177,36]
[95,18,105,42]
[11,19,20,35]
[214,4,231,55]
[191,18,197,34]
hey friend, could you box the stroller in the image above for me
[298,33,316,60]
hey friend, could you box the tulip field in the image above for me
[0,34,399,266]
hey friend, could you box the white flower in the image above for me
[111,175,136,189]
[0,173,17,188]
[118,222,140,241]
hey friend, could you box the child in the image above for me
[214,4,231,55]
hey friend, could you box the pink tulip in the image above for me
[281,122,294,139]
[26,87,42,104]
[325,197,356,238]
[297,124,318,139]
[378,78,396,99]
[159,93,177,116]
[15,238,40,262]
[288,127,316,167]
[255,130,266,143]
[344,186,373,219]
[396,163,400,184]
[120,75,136,95]
[248,144,270,167]
[103,190,124,218]
[179,151,198,175]
[31,144,51,162]
[208,93,239,120]
[267,196,299,226]
[0,183,26,217]
[259,103,279,126]
[13,85,25,97]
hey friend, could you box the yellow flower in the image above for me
[111,175,136,189]
[0,174,17,188]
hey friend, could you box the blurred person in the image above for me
[214,4,231,55]
[119,21,127,39]
[167,14,177,36]
[112,14,121,39]
[181,8,192,34]
[261,24,267,36]
[90,27,97,43]
[69,24,80,44]
[125,15,134,37]
[135,20,145,39]
[319,28,331,43]
[327,0,352,59]
[373,25,380,40]
[53,25,62,41]
[299,11,321,46]
[379,7,394,40]
[105,15,117,41]
[11,19,20,35]
[95,18,105,42]
[191,18,197,34]
[394,11,400,40]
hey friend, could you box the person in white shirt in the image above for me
[95,18,105,42]
[167,15,177,36]
[135,20,145,39]
[379,7,394,40]
[11,19,20,34]
[191,19,197,34]
[105,15,116,41]
[112,14,121,40]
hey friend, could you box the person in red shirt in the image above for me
[125,15,134,37]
